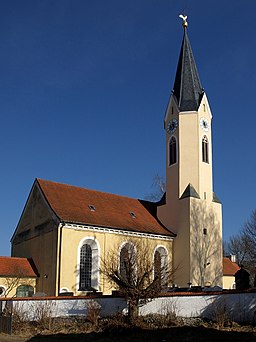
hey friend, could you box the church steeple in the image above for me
[158,16,223,288]
[172,22,204,112]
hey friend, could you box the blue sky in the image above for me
[1,0,256,255]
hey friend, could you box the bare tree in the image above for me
[145,174,166,202]
[225,234,251,266]
[4,277,21,298]
[226,209,256,280]
[243,210,256,265]
[2,266,34,298]
[101,238,174,323]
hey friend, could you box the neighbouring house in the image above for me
[10,17,223,296]
[0,256,38,297]
[223,256,240,289]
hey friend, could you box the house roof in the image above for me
[36,178,175,237]
[0,257,38,277]
[173,27,204,111]
[223,257,240,276]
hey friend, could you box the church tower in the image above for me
[157,17,223,287]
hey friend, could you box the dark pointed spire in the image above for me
[173,22,204,112]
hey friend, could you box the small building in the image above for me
[0,257,38,297]
[223,257,240,289]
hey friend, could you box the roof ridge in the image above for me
[37,178,149,203]
[0,256,30,260]
[34,178,175,237]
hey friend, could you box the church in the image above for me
[10,17,224,296]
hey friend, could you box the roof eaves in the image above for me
[61,220,176,238]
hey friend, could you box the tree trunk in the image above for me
[128,299,139,324]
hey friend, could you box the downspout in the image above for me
[56,222,65,295]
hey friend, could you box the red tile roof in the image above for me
[37,178,174,237]
[0,257,38,277]
[223,257,240,276]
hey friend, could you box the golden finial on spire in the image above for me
[179,14,188,28]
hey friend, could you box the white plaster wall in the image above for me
[1,292,255,323]
[139,293,256,322]
[1,297,126,320]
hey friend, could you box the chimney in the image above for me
[230,254,236,263]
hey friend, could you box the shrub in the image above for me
[34,300,56,331]
[85,300,101,329]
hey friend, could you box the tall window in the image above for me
[78,239,99,291]
[153,247,168,290]
[154,250,162,289]
[120,243,136,284]
[79,243,92,290]
[202,136,209,163]
[169,136,177,165]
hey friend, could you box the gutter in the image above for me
[56,222,65,296]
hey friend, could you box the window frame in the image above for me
[0,285,6,297]
[202,135,209,163]
[79,243,93,291]
[16,285,34,298]
[153,246,169,290]
[119,242,136,284]
[169,136,177,166]
[77,237,100,292]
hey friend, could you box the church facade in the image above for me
[11,19,223,296]
[11,178,174,295]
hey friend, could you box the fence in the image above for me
[0,316,12,335]
[0,300,12,334]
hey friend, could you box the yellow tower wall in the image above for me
[158,93,223,288]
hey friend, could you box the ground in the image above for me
[1,325,256,342]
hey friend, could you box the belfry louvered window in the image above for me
[79,244,92,290]
[169,136,177,165]
[202,136,209,163]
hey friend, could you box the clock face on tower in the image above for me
[200,117,209,132]
[167,119,178,134]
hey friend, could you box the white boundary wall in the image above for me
[1,292,256,323]
[139,292,256,323]
[2,297,126,320]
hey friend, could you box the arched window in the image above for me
[202,136,209,163]
[78,238,99,291]
[153,247,168,290]
[79,244,92,290]
[154,250,162,289]
[169,137,177,165]
[119,243,136,284]
[16,285,34,298]
[0,286,6,297]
